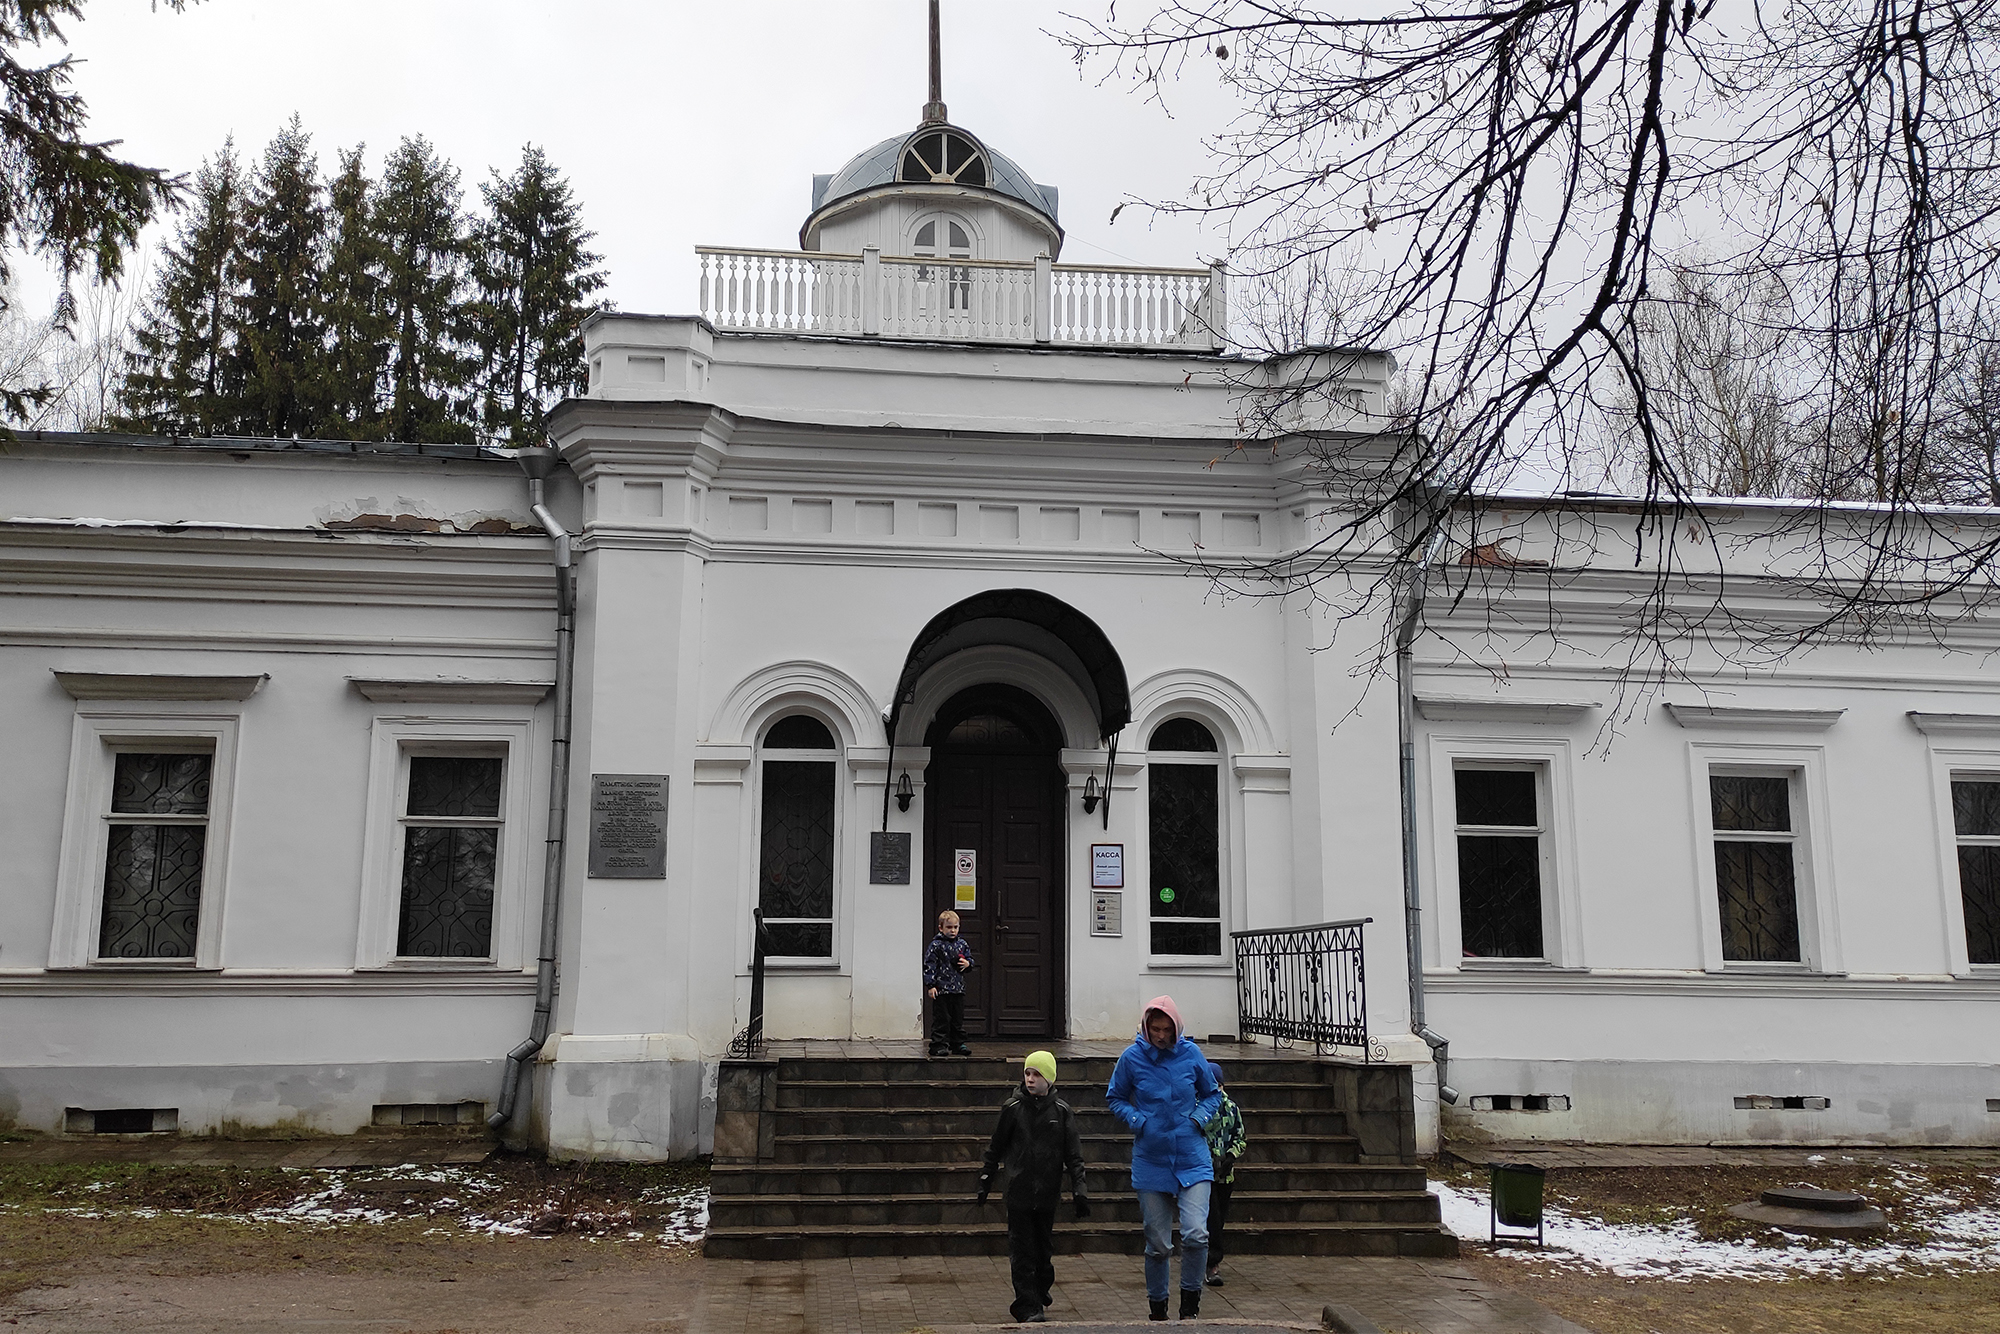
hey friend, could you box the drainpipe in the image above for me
[1397,523,1458,1105]
[490,445,576,1131]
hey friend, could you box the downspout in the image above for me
[490,445,576,1131]
[1398,523,1458,1105]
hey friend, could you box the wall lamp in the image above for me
[1081,773,1101,815]
[895,772,915,813]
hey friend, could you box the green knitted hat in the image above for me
[1023,1050,1057,1084]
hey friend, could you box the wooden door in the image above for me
[924,689,1064,1038]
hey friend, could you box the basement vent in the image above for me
[1469,1094,1571,1112]
[1734,1095,1831,1110]
[371,1101,485,1127]
[1987,1099,2000,1113]
[65,1107,177,1134]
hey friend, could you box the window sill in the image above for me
[360,959,507,972]
[1709,962,1843,977]
[62,961,215,972]
[1454,959,1587,973]
[759,958,843,972]
[1146,957,1232,973]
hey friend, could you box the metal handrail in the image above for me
[1232,917,1372,1057]
[727,908,772,1059]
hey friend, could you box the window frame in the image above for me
[357,715,536,972]
[1686,743,1841,974]
[1920,735,2000,977]
[1450,761,1554,962]
[753,711,844,968]
[1144,715,1229,965]
[1425,735,1584,970]
[49,702,244,971]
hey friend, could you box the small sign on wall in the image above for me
[1091,843,1124,889]
[869,831,911,885]
[587,774,668,878]
[953,848,977,911]
[1091,890,1123,937]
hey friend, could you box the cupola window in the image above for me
[900,129,988,188]
[911,215,974,311]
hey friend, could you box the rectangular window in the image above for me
[97,751,212,961]
[1453,766,1545,959]
[395,755,503,960]
[758,760,835,958]
[1711,773,1802,962]
[1952,777,2000,966]
[1149,763,1221,955]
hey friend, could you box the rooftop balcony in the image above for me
[696,245,1227,352]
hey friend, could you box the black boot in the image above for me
[1180,1287,1201,1320]
[1149,1298,1168,1321]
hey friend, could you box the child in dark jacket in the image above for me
[923,909,974,1056]
[979,1050,1090,1324]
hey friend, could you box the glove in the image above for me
[977,1172,992,1204]
[1072,1195,1091,1220]
[1219,1154,1236,1180]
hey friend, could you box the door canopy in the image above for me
[890,590,1130,744]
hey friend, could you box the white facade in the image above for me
[2,108,1995,1159]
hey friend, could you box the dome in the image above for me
[808,123,1060,230]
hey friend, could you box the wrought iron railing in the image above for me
[1232,918,1371,1057]
[726,908,772,1059]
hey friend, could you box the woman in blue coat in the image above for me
[1106,994,1219,1321]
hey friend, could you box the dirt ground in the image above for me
[1432,1155,2000,1334]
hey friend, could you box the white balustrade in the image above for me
[697,245,1224,350]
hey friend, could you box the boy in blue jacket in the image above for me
[922,909,973,1056]
[1106,994,1219,1322]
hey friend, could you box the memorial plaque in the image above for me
[1090,890,1123,937]
[870,831,911,885]
[587,773,668,878]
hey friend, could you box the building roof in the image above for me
[809,123,1059,224]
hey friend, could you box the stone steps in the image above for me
[706,1051,1458,1260]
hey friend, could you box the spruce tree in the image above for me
[231,116,328,437]
[315,144,390,437]
[118,141,245,435]
[374,135,471,443]
[470,145,607,445]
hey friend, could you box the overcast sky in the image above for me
[36,0,1241,316]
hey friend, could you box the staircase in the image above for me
[706,1044,1457,1260]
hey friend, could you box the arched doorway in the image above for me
[924,684,1066,1038]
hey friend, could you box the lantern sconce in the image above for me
[895,771,915,813]
[1081,773,1101,815]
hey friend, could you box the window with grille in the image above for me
[1952,777,2000,965]
[1453,766,1546,959]
[1148,717,1222,956]
[1710,772,1802,963]
[758,714,837,958]
[97,750,212,960]
[396,755,503,959]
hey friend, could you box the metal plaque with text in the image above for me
[587,774,668,878]
[870,831,912,884]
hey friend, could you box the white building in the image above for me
[2,55,1996,1160]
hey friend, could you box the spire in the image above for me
[922,0,948,124]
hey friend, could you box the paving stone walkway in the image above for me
[687,1253,1595,1334]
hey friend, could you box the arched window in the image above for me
[758,713,838,957]
[1147,716,1223,956]
[911,214,974,311]
[900,130,988,188]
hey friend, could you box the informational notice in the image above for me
[1091,843,1124,889]
[1090,890,1123,937]
[869,831,911,885]
[587,774,668,879]
[953,848,977,911]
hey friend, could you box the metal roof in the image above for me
[810,124,1059,224]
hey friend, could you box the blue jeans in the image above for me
[1138,1182,1211,1301]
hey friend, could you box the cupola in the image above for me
[801,2,1063,262]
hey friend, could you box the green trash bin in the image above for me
[1489,1162,1546,1246]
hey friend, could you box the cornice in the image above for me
[1416,659,2000,695]
[54,671,268,701]
[1424,968,2000,1001]
[1415,695,1598,723]
[0,625,552,658]
[348,678,552,704]
[0,969,538,997]
[1665,704,1844,731]
[1908,712,2000,737]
